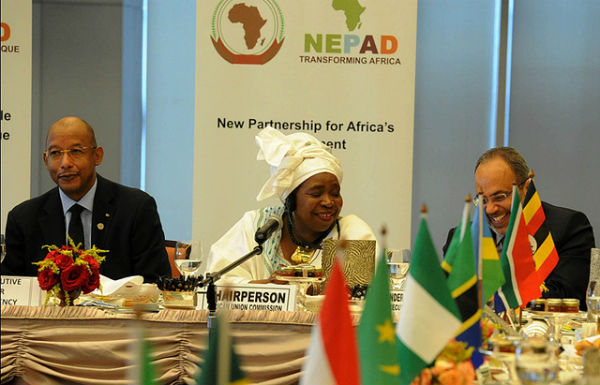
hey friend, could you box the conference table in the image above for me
[2,305,594,385]
[1,305,317,385]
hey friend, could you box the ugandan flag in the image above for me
[522,179,559,282]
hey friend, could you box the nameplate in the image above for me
[197,283,297,312]
[390,290,403,312]
[1,276,43,306]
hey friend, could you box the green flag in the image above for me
[441,221,462,274]
[357,252,401,385]
[442,201,483,368]
[196,313,250,385]
[129,327,158,385]
[472,201,505,303]
[395,217,462,385]
[140,338,158,385]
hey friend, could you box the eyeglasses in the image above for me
[44,146,97,162]
[473,180,527,206]
[473,190,513,206]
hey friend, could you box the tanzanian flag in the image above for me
[442,201,483,369]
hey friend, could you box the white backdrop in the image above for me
[193,0,417,254]
[1,0,32,232]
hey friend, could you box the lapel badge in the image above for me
[97,223,105,231]
[105,213,110,217]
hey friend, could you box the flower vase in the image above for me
[57,287,82,307]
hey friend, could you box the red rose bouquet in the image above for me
[34,238,107,306]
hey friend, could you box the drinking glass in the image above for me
[1,234,5,264]
[174,241,203,279]
[587,248,600,330]
[489,336,521,384]
[515,336,559,385]
[387,249,410,291]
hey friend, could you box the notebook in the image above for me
[321,239,376,288]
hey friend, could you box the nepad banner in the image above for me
[193,0,417,250]
[1,0,32,231]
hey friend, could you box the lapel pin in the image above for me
[105,213,110,217]
[97,223,105,230]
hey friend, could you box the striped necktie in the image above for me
[495,235,504,256]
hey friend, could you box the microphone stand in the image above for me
[198,244,264,329]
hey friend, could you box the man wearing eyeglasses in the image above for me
[1,116,171,282]
[443,147,595,308]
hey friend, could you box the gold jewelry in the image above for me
[290,246,315,264]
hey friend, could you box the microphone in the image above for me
[255,217,281,244]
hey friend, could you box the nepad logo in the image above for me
[1,22,21,54]
[211,0,284,65]
[332,0,366,32]
[1,23,11,42]
[301,0,402,65]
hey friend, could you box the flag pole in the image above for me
[464,194,483,317]
[519,170,536,332]
[216,310,231,385]
[477,194,485,314]
[497,289,516,330]
[381,225,388,262]
[460,195,470,240]
[506,184,519,328]
[512,175,534,331]
[131,304,157,385]
[519,307,523,330]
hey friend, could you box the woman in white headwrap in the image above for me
[205,127,376,282]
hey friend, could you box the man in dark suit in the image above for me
[1,116,171,282]
[443,147,595,309]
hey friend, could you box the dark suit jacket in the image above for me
[1,175,171,282]
[442,202,596,309]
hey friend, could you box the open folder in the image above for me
[321,239,376,289]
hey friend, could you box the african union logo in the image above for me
[211,0,285,65]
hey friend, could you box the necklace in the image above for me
[290,247,315,264]
[285,212,339,264]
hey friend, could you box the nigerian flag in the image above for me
[196,313,250,385]
[395,217,462,385]
[357,251,401,385]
